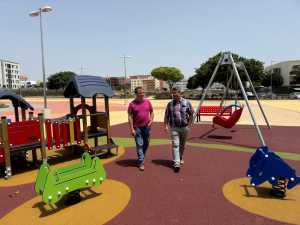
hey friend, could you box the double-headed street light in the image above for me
[29,5,53,109]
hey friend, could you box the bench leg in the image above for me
[32,149,38,166]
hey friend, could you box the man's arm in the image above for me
[148,111,154,127]
[128,106,135,136]
[164,103,169,131]
[148,101,154,127]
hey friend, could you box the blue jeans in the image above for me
[134,126,151,164]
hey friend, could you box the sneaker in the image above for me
[139,164,145,171]
[173,162,180,173]
[174,165,180,173]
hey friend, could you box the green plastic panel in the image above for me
[35,152,106,204]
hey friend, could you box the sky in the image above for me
[1,0,300,81]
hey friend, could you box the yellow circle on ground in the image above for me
[223,177,300,225]
[0,179,130,225]
[0,146,125,187]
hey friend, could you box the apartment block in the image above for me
[0,59,21,89]
[130,75,165,93]
[265,60,300,86]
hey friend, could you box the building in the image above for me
[107,75,168,93]
[108,76,124,89]
[20,74,28,87]
[25,80,37,88]
[175,80,188,91]
[107,76,131,90]
[129,75,165,93]
[265,60,300,86]
[0,59,21,89]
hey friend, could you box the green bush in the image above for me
[154,92,172,99]
[12,88,64,97]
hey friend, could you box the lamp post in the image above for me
[120,55,132,105]
[79,65,87,75]
[29,5,53,109]
[270,60,276,99]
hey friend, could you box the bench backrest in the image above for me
[198,106,232,116]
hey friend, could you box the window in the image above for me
[273,67,281,75]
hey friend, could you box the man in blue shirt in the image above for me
[164,87,194,172]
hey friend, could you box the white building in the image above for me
[130,75,163,93]
[265,60,300,86]
[25,80,37,88]
[0,59,21,89]
[175,80,188,91]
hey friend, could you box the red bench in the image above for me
[196,106,232,122]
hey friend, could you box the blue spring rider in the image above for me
[247,145,300,197]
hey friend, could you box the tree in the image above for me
[188,52,266,90]
[47,71,76,90]
[290,65,300,85]
[262,71,284,87]
[151,67,184,91]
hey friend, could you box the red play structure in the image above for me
[0,76,118,179]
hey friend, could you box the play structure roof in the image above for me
[0,90,34,110]
[64,75,114,98]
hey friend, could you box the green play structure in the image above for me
[35,152,106,204]
[33,75,118,204]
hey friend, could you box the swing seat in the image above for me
[247,145,300,190]
[213,105,243,129]
[35,152,106,204]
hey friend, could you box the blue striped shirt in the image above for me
[164,98,194,128]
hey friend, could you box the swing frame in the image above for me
[193,52,270,146]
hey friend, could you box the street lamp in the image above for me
[270,60,276,99]
[120,55,132,105]
[29,5,53,109]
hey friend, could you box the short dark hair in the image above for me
[171,87,181,93]
[134,86,143,94]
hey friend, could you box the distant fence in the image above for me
[9,88,64,97]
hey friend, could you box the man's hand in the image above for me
[164,125,169,132]
[130,129,136,137]
[148,121,153,128]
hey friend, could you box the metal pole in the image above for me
[121,55,131,105]
[123,56,127,104]
[219,68,234,110]
[230,54,266,146]
[1,117,11,179]
[38,113,47,163]
[240,63,271,128]
[39,8,47,109]
[270,60,273,99]
[270,60,277,99]
[193,56,223,123]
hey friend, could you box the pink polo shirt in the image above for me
[128,98,153,128]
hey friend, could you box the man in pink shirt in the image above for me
[128,87,154,171]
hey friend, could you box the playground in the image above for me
[0,121,300,224]
[1,69,300,224]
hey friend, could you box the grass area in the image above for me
[106,136,300,162]
[51,136,300,162]
[187,142,300,161]
[112,137,170,148]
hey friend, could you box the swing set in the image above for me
[194,52,270,129]
[193,52,300,197]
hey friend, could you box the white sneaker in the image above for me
[173,163,180,173]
